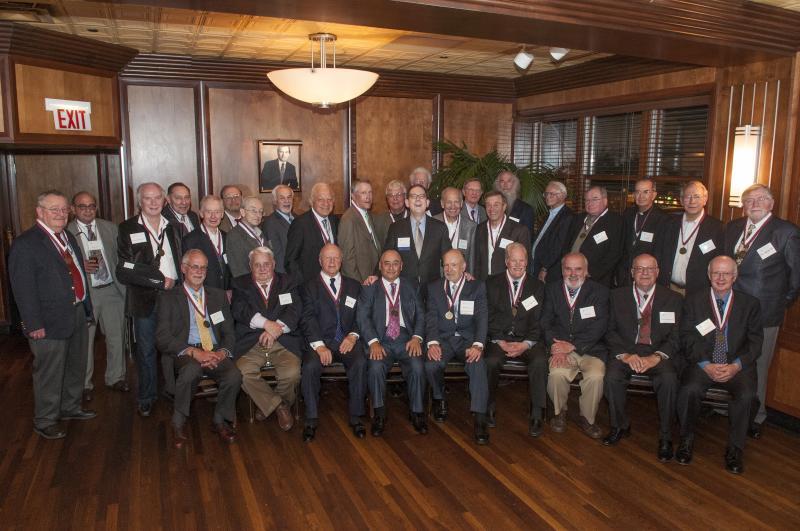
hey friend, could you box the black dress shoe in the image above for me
[61,409,97,420]
[34,425,67,440]
[432,399,448,423]
[747,423,762,440]
[108,381,130,392]
[302,425,316,442]
[725,446,744,474]
[474,414,489,445]
[371,416,385,437]
[657,439,674,462]
[486,408,497,429]
[351,422,366,438]
[137,403,152,417]
[602,427,631,446]
[676,437,693,465]
[529,418,543,438]
[411,413,428,434]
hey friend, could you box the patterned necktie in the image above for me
[712,298,728,364]
[386,282,400,340]
[193,290,214,351]
[58,233,86,301]
[471,209,477,222]
[414,222,423,258]
[86,224,110,283]
[637,293,652,345]
[735,223,755,265]
[322,217,332,243]
[330,277,344,343]
[364,212,378,249]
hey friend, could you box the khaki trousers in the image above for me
[547,351,605,424]
[236,342,300,418]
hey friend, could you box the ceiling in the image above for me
[751,0,800,11]
[0,0,607,78]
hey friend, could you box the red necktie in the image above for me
[59,233,85,301]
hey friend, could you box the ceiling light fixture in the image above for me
[513,46,534,70]
[549,47,569,62]
[267,33,379,109]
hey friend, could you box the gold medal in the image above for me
[511,307,517,317]
[158,249,165,256]
[579,232,587,240]
[445,311,454,320]
[203,320,210,328]
[679,247,687,255]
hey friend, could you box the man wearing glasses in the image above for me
[616,179,667,286]
[722,184,800,439]
[218,185,243,233]
[530,181,573,282]
[226,196,267,278]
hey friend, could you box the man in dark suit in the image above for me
[616,178,668,286]
[163,182,200,237]
[260,145,298,190]
[285,182,339,284]
[155,250,241,449]
[541,252,609,439]
[425,249,490,444]
[383,185,450,289]
[373,180,408,243]
[232,246,302,431]
[604,254,683,461]
[461,177,487,224]
[299,244,367,441]
[474,191,531,280]
[530,180,572,283]
[676,256,762,474]
[117,182,182,417]
[723,183,800,437]
[338,180,382,283]
[556,185,623,287]
[9,190,95,439]
[656,180,723,297]
[224,196,266,278]
[495,170,535,235]
[182,195,230,291]
[434,187,477,274]
[485,243,547,436]
[261,184,294,274]
[219,184,242,233]
[409,166,442,216]
[356,250,428,436]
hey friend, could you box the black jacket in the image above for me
[655,212,723,296]
[541,279,609,361]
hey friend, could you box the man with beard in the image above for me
[494,170,534,236]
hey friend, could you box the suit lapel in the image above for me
[741,216,775,267]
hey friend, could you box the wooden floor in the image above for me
[1,334,799,530]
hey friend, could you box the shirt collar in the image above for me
[635,284,656,300]
[382,277,400,290]
[138,214,168,232]
[747,212,772,231]
[77,219,95,232]
[312,209,329,224]
[549,204,564,216]
[276,210,293,223]
[320,271,341,284]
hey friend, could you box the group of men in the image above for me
[9,166,799,475]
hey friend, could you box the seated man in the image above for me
[231,247,303,432]
[155,250,241,449]
[604,254,682,462]
[541,252,609,439]
[484,243,547,436]
[299,244,367,442]
[677,256,762,474]
[425,249,490,445]
[357,250,428,436]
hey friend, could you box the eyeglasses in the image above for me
[632,266,658,274]
[186,264,208,272]
[408,194,427,201]
[223,194,242,200]
[542,191,563,198]
[75,204,97,210]
[710,271,734,278]
[386,192,405,199]
[41,207,70,214]
[742,196,772,206]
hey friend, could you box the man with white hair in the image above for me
[530,180,573,282]
[434,186,477,273]
[261,184,295,274]
[373,180,408,245]
[226,196,267,278]
[338,179,382,283]
[285,182,339,283]
[182,195,231,291]
[409,166,442,216]
[494,170,534,236]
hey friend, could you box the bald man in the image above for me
[285,182,339,284]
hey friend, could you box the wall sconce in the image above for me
[729,124,761,207]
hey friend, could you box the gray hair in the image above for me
[310,182,333,202]
[199,194,223,210]
[271,184,294,202]
[181,248,207,265]
[586,185,608,199]
[494,171,521,196]
[136,182,166,204]
[248,246,275,262]
[741,183,773,201]
[37,190,68,207]
[546,181,567,195]
[385,179,407,196]
[409,167,432,187]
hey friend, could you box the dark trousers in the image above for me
[28,303,88,429]
[425,338,489,414]
[485,342,548,419]
[677,365,756,451]
[172,355,242,427]
[134,310,158,408]
[301,341,367,423]
[367,332,425,414]
[605,357,677,439]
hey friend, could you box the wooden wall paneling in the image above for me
[208,88,345,214]
[106,152,125,224]
[343,100,354,207]
[443,99,513,160]
[195,81,211,197]
[355,96,433,214]
[432,94,443,172]
[767,348,800,419]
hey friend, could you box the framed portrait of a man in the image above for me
[258,140,302,193]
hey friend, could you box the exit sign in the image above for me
[44,98,92,131]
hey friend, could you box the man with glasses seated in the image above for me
[226,196,267,278]
[616,179,668,286]
[530,181,573,282]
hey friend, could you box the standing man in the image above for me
[260,145,298,190]
[604,254,682,461]
[617,179,667,286]
[299,244,367,441]
[68,191,128,401]
[218,184,243,232]
[226,196,266,278]
[425,250,490,444]
[338,180,382,283]
[473,191,531,280]
[117,182,182,417]
[285,182,339,284]
[434,187,477,274]
[495,170,535,235]
[409,166,442,216]
[461,177,487,224]
[182,195,230,291]
[163,182,200,237]
[530,181,573,282]
[373,180,408,245]
[261,184,294,275]
[656,181,723,296]
[723,184,800,437]
[10,190,95,439]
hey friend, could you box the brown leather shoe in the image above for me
[254,409,267,422]
[173,425,188,449]
[578,416,603,439]
[212,422,237,444]
[550,410,567,433]
[275,402,294,431]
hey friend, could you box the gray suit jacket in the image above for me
[68,218,126,299]
[225,223,263,278]
[338,206,382,282]
[434,212,477,274]
[219,212,238,234]
[461,203,487,224]
[261,212,292,274]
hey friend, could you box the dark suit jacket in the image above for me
[616,205,668,285]
[425,278,488,348]
[260,159,298,190]
[117,215,182,318]
[508,198,535,236]
[655,212,724,295]
[531,205,573,278]
[473,217,531,280]
[182,228,231,290]
[461,203,487,224]
[155,285,234,356]
[9,223,93,338]
[556,210,623,287]
[541,279,609,361]
[724,215,800,327]
[261,211,292,274]
[162,206,200,238]
[486,272,544,344]
[285,210,339,284]
[606,284,682,360]
[230,273,302,358]
[356,278,425,344]
[681,289,762,370]
[383,216,451,286]
[300,274,361,350]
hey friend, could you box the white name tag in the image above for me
[460,300,475,315]
[509,216,520,223]
[210,311,224,324]
[757,242,777,260]
[458,239,468,250]
[593,231,608,244]
[223,253,228,264]
[521,295,538,311]
[345,296,357,308]
[123,262,135,269]
[579,306,596,319]
[695,318,715,336]
[659,311,675,324]
[499,238,513,249]
[397,237,411,250]
[640,231,654,243]
[698,239,716,255]
[130,232,147,244]
[278,293,292,305]
[85,240,102,251]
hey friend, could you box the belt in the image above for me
[92,282,115,289]
[189,343,219,351]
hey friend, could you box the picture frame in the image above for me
[258,140,302,193]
